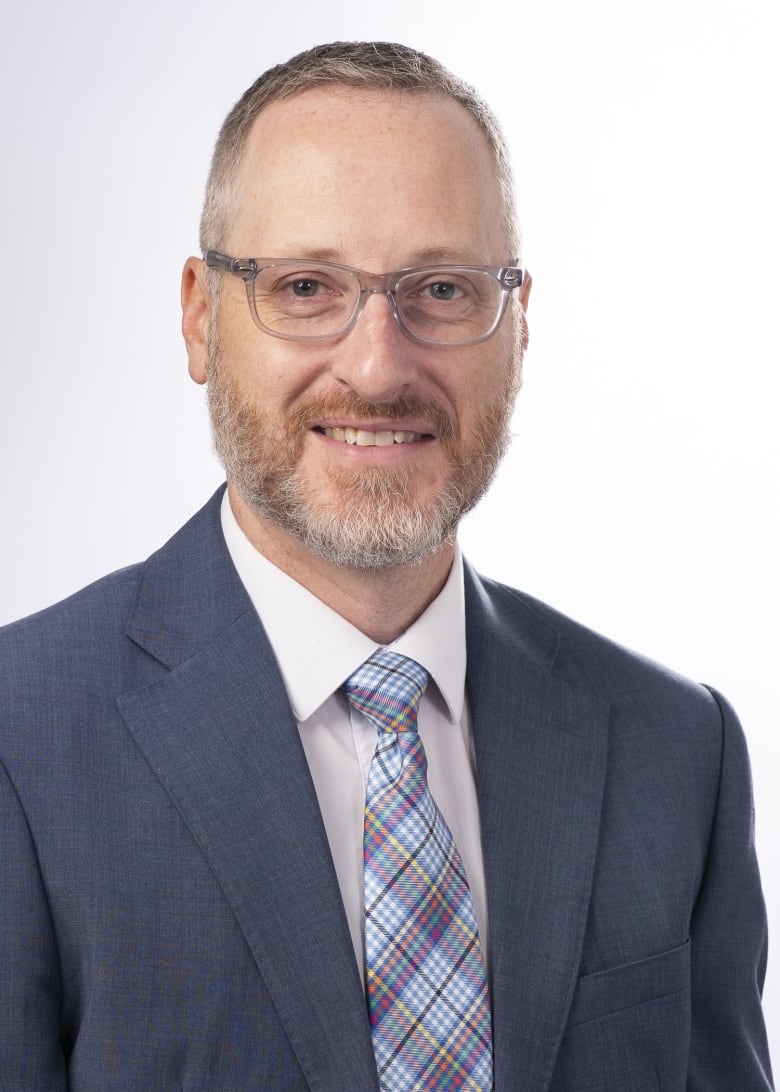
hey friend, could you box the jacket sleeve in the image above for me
[0,756,68,1089]
[687,689,774,1090]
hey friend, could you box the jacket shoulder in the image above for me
[0,563,149,717]
[1,562,143,654]
[0,488,232,683]
[468,567,724,715]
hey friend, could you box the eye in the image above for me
[289,277,325,298]
[426,280,462,301]
[401,273,475,304]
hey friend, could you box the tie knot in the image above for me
[344,649,429,735]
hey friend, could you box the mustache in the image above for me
[288,393,456,443]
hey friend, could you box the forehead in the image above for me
[228,87,506,263]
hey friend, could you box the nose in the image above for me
[329,289,418,404]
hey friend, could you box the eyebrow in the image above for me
[410,246,488,265]
[274,247,344,263]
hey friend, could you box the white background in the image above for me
[2,0,778,1063]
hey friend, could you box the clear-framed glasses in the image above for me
[204,251,525,347]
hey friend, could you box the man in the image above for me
[0,40,773,1090]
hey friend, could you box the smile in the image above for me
[321,427,424,447]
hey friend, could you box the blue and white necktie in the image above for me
[344,648,493,1091]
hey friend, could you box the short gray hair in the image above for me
[199,41,520,265]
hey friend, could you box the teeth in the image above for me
[323,427,422,445]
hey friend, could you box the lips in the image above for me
[321,427,424,447]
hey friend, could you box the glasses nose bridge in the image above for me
[353,270,402,328]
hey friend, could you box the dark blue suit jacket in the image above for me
[0,489,773,1089]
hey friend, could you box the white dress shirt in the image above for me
[220,493,489,974]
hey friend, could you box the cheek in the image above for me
[458,357,515,412]
[215,332,323,408]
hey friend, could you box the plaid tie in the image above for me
[344,649,493,1091]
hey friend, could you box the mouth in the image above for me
[319,427,427,447]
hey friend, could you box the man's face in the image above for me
[188,88,529,570]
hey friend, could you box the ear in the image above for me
[181,256,210,385]
[519,270,532,350]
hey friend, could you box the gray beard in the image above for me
[206,327,519,571]
[254,464,468,571]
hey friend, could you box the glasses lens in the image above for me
[396,269,502,344]
[252,263,359,338]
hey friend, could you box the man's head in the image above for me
[182,42,531,572]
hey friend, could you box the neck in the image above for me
[227,485,455,645]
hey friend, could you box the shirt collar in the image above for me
[220,491,466,724]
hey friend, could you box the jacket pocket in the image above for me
[566,938,690,1028]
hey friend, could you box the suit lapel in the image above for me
[118,492,378,1091]
[465,567,609,1092]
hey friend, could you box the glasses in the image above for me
[204,251,525,347]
